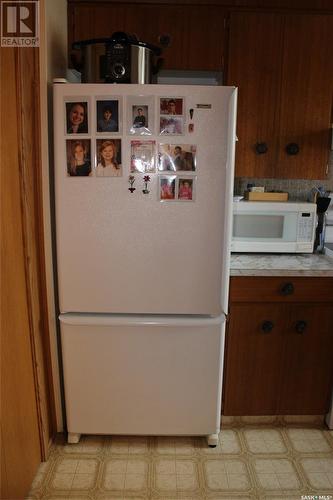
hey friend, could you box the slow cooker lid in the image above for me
[72,31,162,55]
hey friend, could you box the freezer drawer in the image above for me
[60,314,225,439]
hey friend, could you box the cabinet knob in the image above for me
[285,142,300,155]
[158,34,171,48]
[255,142,268,155]
[262,320,274,333]
[280,282,294,296]
[295,320,307,334]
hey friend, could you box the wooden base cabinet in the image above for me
[223,277,333,415]
[279,303,333,414]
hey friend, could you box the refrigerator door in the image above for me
[60,314,225,437]
[54,84,237,315]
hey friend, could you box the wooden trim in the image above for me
[15,47,56,458]
[1,46,42,499]
[67,0,333,12]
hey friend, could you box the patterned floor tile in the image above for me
[40,497,92,500]
[283,415,325,425]
[107,436,149,454]
[27,424,333,500]
[243,429,287,454]
[48,457,99,492]
[101,457,149,492]
[286,428,331,452]
[203,458,252,492]
[62,435,105,455]
[153,458,199,493]
[240,416,279,425]
[208,497,254,500]
[97,497,144,500]
[151,497,202,500]
[29,462,50,490]
[299,457,333,489]
[155,436,196,455]
[205,493,253,500]
[261,497,302,500]
[251,458,301,491]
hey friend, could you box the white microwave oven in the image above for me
[231,201,316,253]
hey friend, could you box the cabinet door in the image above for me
[276,14,333,179]
[68,4,185,68]
[138,5,225,71]
[182,6,225,71]
[68,3,225,71]
[223,303,286,415]
[279,304,333,414]
[226,12,283,178]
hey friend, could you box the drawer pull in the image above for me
[255,142,268,155]
[281,282,294,296]
[285,142,300,155]
[295,320,307,334]
[262,320,274,333]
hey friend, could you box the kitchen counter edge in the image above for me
[230,252,333,277]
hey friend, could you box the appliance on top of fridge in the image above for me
[54,82,237,447]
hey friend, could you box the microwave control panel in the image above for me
[297,212,315,242]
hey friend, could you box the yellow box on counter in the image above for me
[244,191,289,201]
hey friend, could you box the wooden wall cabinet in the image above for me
[227,12,333,179]
[68,3,333,179]
[68,3,226,71]
[223,277,333,415]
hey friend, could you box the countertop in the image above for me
[230,252,333,277]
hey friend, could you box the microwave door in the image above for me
[232,212,299,253]
[233,213,285,239]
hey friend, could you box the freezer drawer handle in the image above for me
[261,320,274,333]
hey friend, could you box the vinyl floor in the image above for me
[27,416,333,499]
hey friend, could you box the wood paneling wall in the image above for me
[1,44,55,498]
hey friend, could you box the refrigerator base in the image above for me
[67,432,219,447]
[68,432,81,444]
[60,314,225,446]
[207,433,219,447]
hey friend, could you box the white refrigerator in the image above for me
[54,83,237,446]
